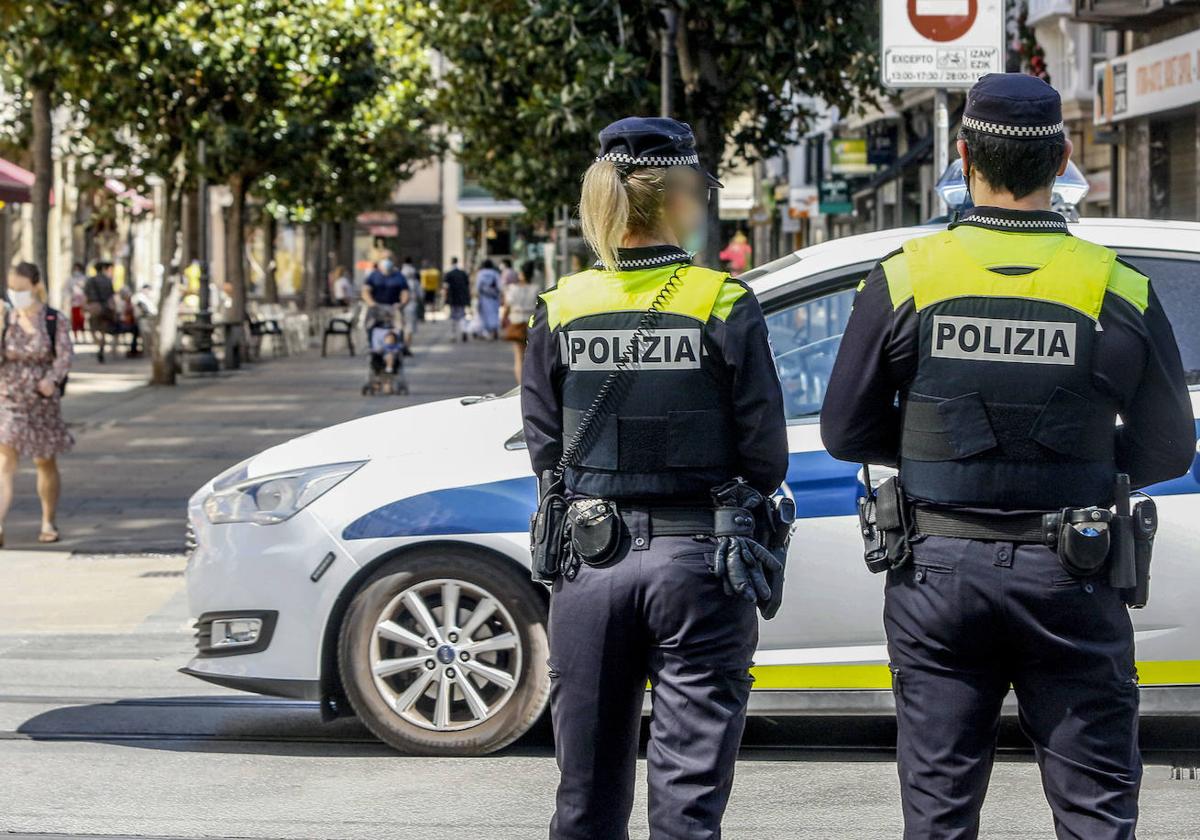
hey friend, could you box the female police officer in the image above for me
[521,117,788,840]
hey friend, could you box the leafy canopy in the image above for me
[431,1,879,219]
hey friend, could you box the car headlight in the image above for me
[202,461,365,525]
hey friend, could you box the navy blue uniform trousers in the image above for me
[885,535,1141,840]
[547,516,758,840]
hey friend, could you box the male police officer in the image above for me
[821,74,1194,839]
[523,117,789,839]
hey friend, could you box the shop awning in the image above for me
[0,156,34,204]
[456,197,526,217]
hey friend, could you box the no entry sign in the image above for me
[882,0,1005,88]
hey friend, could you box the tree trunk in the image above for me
[224,173,250,368]
[674,14,725,268]
[338,219,355,280]
[149,178,182,385]
[263,214,278,303]
[30,84,53,276]
[180,191,197,265]
[303,224,320,318]
[691,110,725,268]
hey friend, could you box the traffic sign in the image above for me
[882,0,1004,89]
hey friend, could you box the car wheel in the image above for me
[338,546,550,755]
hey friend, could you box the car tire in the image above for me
[338,545,550,756]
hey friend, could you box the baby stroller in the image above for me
[362,305,409,396]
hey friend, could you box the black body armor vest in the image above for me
[891,232,1120,510]
[546,264,736,500]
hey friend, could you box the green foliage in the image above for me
[432,0,652,220]
[4,1,437,221]
[431,0,879,220]
[258,3,440,222]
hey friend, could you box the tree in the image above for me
[432,1,651,221]
[0,1,134,277]
[67,2,215,383]
[433,1,880,264]
[260,6,440,243]
[182,0,393,343]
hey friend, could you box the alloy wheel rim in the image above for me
[369,578,522,732]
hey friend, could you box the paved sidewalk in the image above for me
[3,320,517,553]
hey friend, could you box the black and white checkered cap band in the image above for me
[961,215,1069,233]
[962,115,1064,138]
[594,251,692,270]
[597,151,701,167]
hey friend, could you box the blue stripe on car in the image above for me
[342,438,1200,540]
[343,476,539,540]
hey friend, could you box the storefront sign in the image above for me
[819,179,853,215]
[1095,29,1200,124]
[358,210,398,225]
[882,0,1005,88]
[867,124,899,166]
[830,139,876,175]
[789,185,819,218]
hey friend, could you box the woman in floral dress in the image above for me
[0,262,73,544]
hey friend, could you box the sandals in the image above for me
[38,526,59,544]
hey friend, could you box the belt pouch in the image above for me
[530,476,569,583]
[567,500,621,566]
[1058,507,1112,577]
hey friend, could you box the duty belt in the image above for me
[913,508,1055,545]
[619,506,716,537]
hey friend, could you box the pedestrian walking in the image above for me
[820,74,1196,840]
[474,259,502,339]
[522,116,790,840]
[499,257,519,287]
[399,255,420,349]
[0,262,74,546]
[66,262,87,342]
[419,259,440,312]
[500,261,538,384]
[84,260,117,363]
[361,257,409,344]
[443,257,471,342]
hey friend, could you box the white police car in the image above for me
[184,215,1200,755]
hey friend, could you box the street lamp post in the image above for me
[187,139,220,373]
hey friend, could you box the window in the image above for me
[1118,255,1200,385]
[765,284,859,419]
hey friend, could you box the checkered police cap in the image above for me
[596,116,722,187]
[962,73,1064,140]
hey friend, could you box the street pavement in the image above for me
[3,315,517,552]
[2,318,1199,839]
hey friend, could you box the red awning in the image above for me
[0,157,34,204]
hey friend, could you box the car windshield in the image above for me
[1117,255,1200,385]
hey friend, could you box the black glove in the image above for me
[710,535,782,605]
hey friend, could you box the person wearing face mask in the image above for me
[521,117,789,840]
[0,262,74,545]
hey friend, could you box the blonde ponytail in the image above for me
[579,161,668,272]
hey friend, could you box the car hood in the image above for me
[246,394,523,477]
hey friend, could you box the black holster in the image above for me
[859,474,914,574]
[530,471,569,584]
[1106,473,1156,607]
